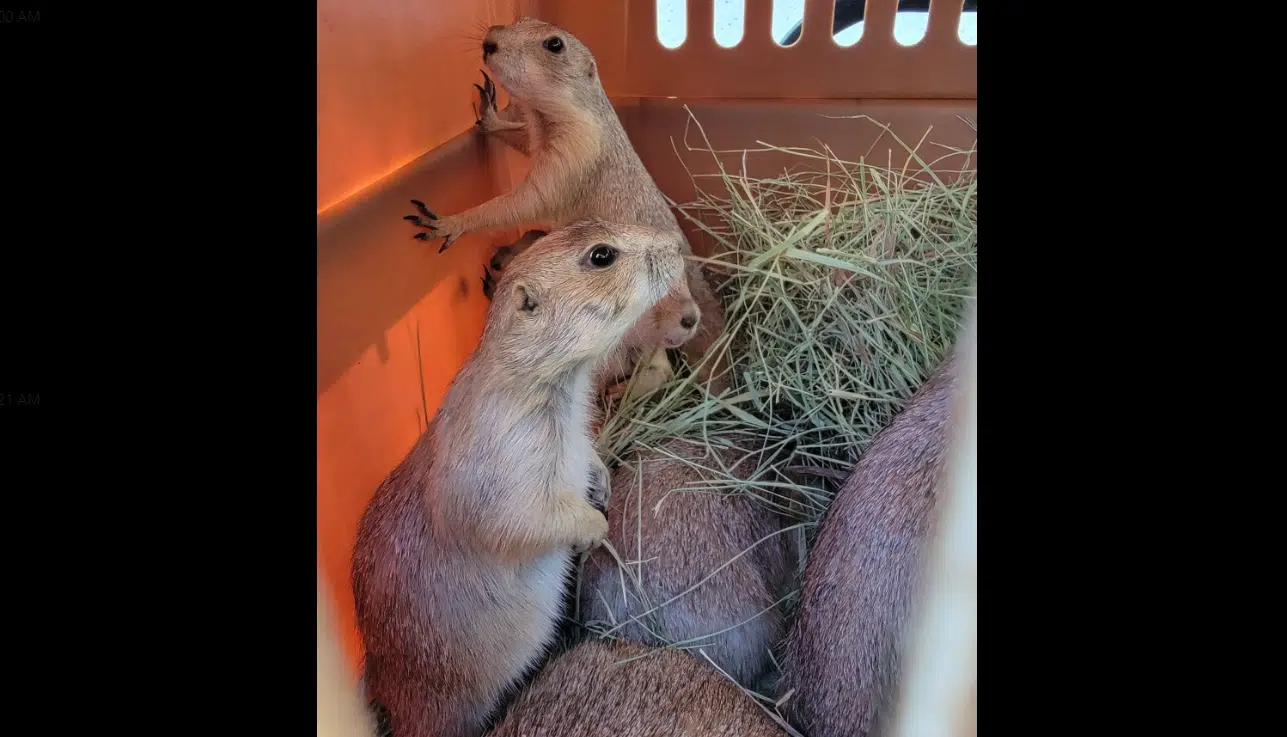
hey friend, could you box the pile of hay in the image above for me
[596,110,977,531]
[574,112,975,726]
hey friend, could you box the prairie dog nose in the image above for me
[680,310,699,330]
[482,39,498,57]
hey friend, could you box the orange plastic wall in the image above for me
[317,0,528,215]
[317,0,531,674]
[317,0,976,678]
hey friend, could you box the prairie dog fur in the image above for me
[778,351,960,737]
[578,438,796,688]
[351,220,688,737]
[487,640,783,737]
[405,16,728,395]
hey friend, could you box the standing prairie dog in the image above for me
[405,16,728,395]
[578,438,796,688]
[487,640,783,737]
[778,351,961,737]
[351,220,688,737]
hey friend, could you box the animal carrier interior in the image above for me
[317,0,976,684]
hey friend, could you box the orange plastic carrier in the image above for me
[317,0,976,677]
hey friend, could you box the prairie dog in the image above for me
[777,352,960,737]
[351,220,688,737]
[405,16,728,394]
[487,640,783,737]
[578,438,796,687]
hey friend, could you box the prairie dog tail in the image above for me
[487,640,782,736]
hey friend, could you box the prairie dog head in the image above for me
[483,220,686,377]
[481,18,603,109]
[625,275,701,351]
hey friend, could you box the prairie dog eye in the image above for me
[586,244,617,269]
[543,37,564,54]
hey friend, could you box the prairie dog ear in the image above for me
[513,282,540,314]
[587,59,597,80]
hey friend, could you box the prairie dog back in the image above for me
[487,640,784,737]
[778,352,960,737]
[352,220,688,737]
[579,438,796,687]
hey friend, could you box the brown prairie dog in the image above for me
[405,16,728,396]
[351,220,688,737]
[578,438,797,688]
[777,350,961,737]
[486,640,784,737]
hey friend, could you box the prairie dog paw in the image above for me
[473,71,499,125]
[588,457,611,511]
[489,243,519,274]
[490,230,547,274]
[474,71,523,134]
[405,201,464,253]
[605,350,673,403]
[571,509,609,556]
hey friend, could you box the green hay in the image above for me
[581,109,976,696]
[597,109,976,521]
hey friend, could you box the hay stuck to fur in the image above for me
[597,109,976,522]
[580,110,976,701]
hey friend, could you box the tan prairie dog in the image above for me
[777,351,961,737]
[578,438,797,688]
[351,220,688,737]
[485,229,693,401]
[405,16,728,395]
[487,640,784,737]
